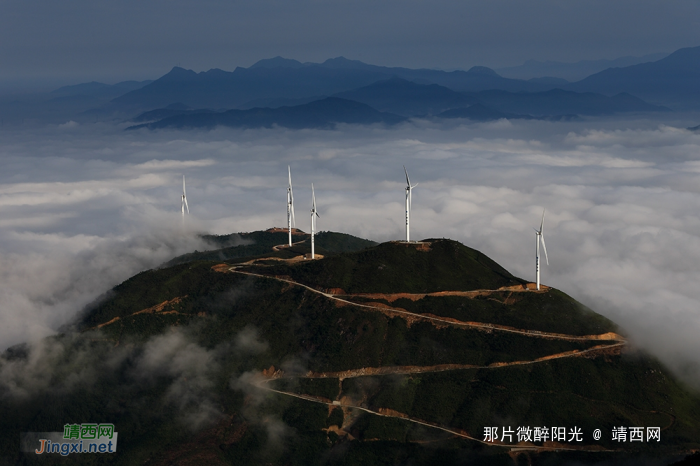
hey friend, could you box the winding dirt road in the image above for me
[227,266,625,344]
[209,262,636,453]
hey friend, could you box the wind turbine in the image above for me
[310,184,319,259]
[404,166,417,242]
[181,175,189,217]
[287,166,295,247]
[535,209,549,291]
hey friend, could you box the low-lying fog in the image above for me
[2,116,700,386]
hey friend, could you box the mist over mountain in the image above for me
[437,104,536,121]
[568,46,700,109]
[128,97,405,130]
[497,52,669,81]
[130,77,667,130]
[2,229,699,463]
[51,80,153,99]
[2,111,700,463]
[333,77,478,116]
[0,79,153,125]
[473,89,668,116]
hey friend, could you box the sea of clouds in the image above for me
[2,116,700,387]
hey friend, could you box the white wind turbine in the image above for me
[534,209,549,291]
[404,166,417,242]
[287,166,295,247]
[181,175,189,218]
[310,184,319,259]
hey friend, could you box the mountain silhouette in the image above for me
[333,77,478,116]
[111,59,557,111]
[128,97,406,130]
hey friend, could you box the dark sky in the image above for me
[1,0,699,86]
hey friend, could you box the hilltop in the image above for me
[1,229,699,465]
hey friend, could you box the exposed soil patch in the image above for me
[93,296,189,329]
[338,284,548,303]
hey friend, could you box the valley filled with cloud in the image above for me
[1,116,700,388]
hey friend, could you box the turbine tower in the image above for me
[404,166,417,242]
[287,166,295,247]
[181,175,189,217]
[310,184,319,259]
[535,209,549,291]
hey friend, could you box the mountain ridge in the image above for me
[129,78,668,129]
[127,97,406,130]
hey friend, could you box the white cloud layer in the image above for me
[2,117,700,385]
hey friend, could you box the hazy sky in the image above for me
[1,0,699,86]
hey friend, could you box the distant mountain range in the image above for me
[108,46,697,130]
[333,78,667,117]
[111,58,557,112]
[129,78,669,130]
[5,44,691,127]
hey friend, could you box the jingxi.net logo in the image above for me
[21,423,118,456]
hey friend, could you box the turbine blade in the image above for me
[540,208,546,233]
[312,183,316,211]
[541,235,549,266]
[185,197,189,214]
[404,165,411,186]
[183,175,186,197]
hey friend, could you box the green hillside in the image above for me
[164,229,377,266]
[258,239,526,293]
[2,231,699,465]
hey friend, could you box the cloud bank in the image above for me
[2,117,700,386]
